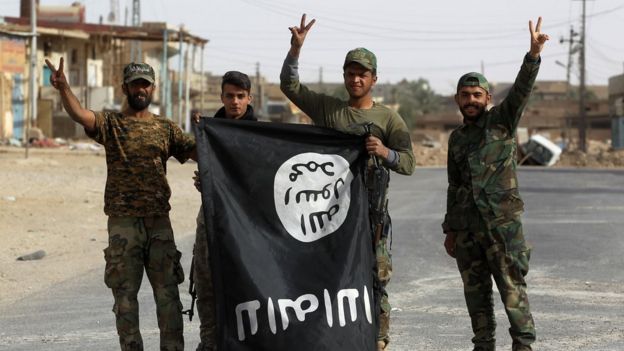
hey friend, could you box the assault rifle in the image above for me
[364,123,390,245]
[182,258,197,321]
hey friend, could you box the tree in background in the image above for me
[393,78,441,129]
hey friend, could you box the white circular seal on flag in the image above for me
[274,153,353,243]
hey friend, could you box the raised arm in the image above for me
[495,17,549,132]
[281,14,342,125]
[45,58,96,132]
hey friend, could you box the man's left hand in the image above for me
[192,112,201,124]
[529,16,549,58]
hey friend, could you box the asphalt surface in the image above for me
[1,167,623,350]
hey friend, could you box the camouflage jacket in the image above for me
[87,111,196,217]
[442,54,540,233]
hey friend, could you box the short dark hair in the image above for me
[221,71,251,93]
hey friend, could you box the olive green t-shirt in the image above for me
[87,111,195,217]
[280,54,415,176]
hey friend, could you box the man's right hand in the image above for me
[288,14,316,57]
[45,58,69,91]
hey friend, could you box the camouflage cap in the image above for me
[123,62,155,84]
[457,72,489,93]
[343,47,377,72]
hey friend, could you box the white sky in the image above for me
[4,0,624,95]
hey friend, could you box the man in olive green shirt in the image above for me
[280,14,415,351]
[442,18,549,351]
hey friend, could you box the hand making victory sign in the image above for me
[44,57,95,130]
[288,14,316,57]
[528,16,549,59]
[44,57,69,91]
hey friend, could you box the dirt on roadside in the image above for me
[0,146,200,307]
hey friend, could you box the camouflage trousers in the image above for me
[194,206,217,350]
[454,218,535,351]
[376,217,393,346]
[104,216,185,351]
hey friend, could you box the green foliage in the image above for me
[393,78,441,129]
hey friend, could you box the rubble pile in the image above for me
[557,140,624,168]
[410,139,624,168]
[413,143,447,167]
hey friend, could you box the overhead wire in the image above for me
[202,0,621,84]
[236,0,624,42]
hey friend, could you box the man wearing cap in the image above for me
[45,58,196,351]
[280,14,415,351]
[442,18,549,351]
[191,70,257,351]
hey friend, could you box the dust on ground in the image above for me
[0,146,200,307]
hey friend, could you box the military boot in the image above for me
[512,344,532,351]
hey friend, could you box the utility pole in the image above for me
[183,43,193,132]
[255,62,263,117]
[200,45,205,114]
[559,25,579,95]
[319,66,324,93]
[161,28,168,118]
[26,0,37,159]
[558,24,580,149]
[108,0,119,24]
[177,26,184,126]
[130,0,141,62]
[578,0,587,152]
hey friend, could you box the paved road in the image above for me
[1,168,623,350]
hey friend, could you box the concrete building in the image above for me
[0,1,207,140]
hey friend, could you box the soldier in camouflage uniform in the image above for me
[442,18,549,351]
[46,58,196,351]
[281,15,415,351]
[192,71,258,351]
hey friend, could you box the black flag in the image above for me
[195,118,377,351]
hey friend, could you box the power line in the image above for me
[237,0,624,40]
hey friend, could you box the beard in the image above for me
[127,92,152,111]
[459,103,486,122]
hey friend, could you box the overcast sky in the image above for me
[5,0,624,94]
